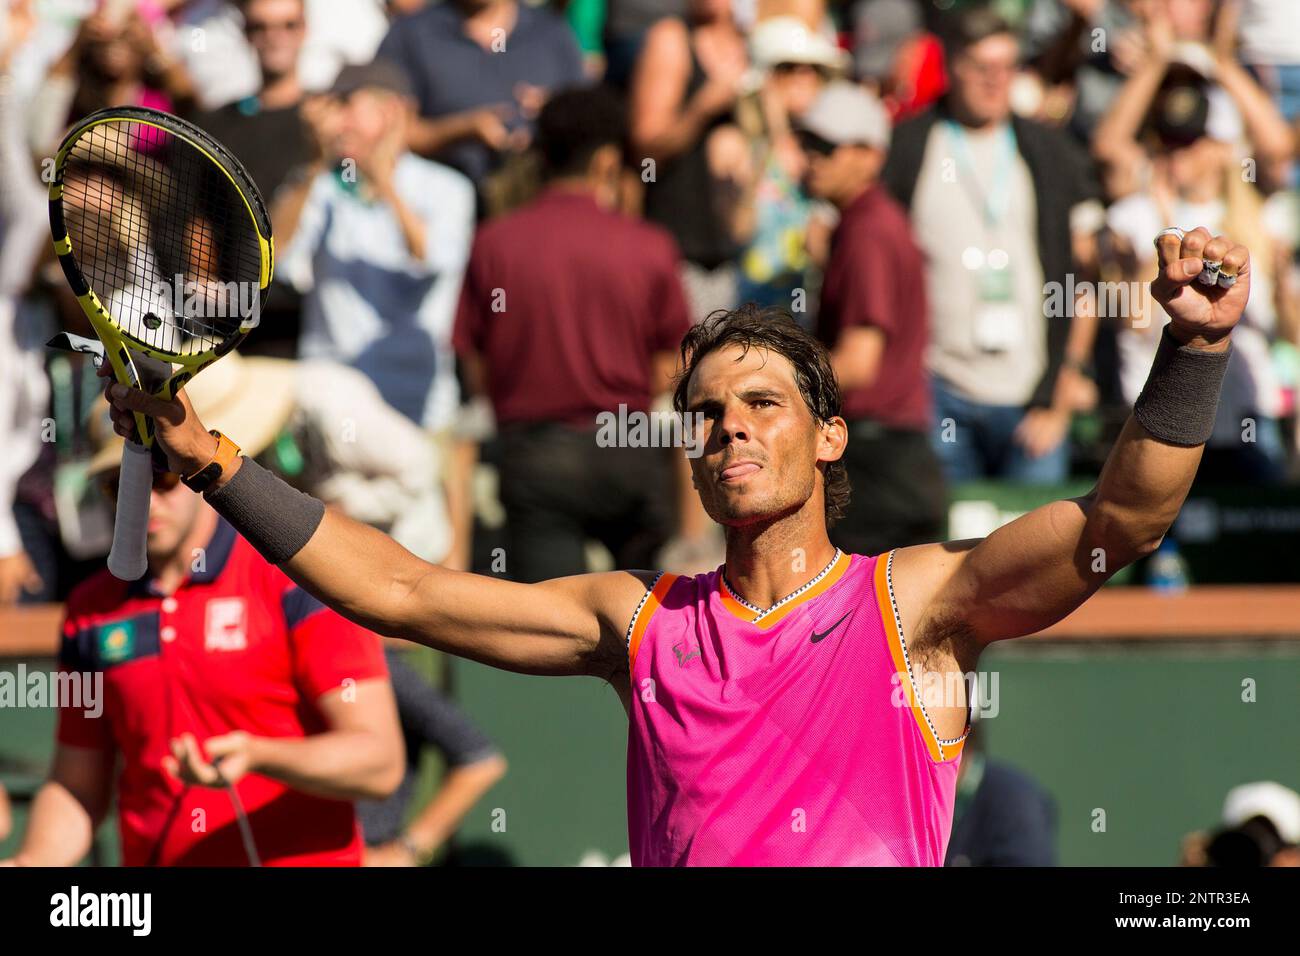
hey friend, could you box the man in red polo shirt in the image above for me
[799,82,947,557]
[4,438,403,867]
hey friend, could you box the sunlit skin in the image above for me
[1163,0,1214,41]
[683,345,847,592]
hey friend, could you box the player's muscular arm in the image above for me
[898,227,1247,649]
[288,508,652,678]
[102,384,654,681]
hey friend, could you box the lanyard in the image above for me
[944,120,1017,232]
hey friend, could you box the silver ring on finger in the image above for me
[1217,271,1238,288]
[1154,227,1186,246]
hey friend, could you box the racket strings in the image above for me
[63,119,263,357]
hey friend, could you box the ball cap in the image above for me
[328,59,414,100]
[1221,781,1300,844]
[796,81,891,150]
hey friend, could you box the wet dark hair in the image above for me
[536,85,627,179]
[671,304,850,525]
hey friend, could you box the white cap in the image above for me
[749,17,848,73]
[1222,781,1300,844]
[798,80,891,150]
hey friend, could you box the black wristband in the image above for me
[1133,326,1232,447]
[204,457,325,564]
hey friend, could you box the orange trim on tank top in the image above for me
[718,551,853,630]
[873,553,965,763]
[628,573,680,669]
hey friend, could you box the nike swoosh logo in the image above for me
[810,612,851,644]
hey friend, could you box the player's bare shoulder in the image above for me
[538,570,661,685]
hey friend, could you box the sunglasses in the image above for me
[773,62,823,76]
[100,469,182,502]
[247,19,305,35]
[796,129,838,157]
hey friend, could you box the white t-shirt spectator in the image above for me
[278,154,475,432]
[1234,0,1300,67]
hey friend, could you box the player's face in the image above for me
[683,345,831,527]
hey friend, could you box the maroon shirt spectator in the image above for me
[454,189,691,427]
[816,183,931,430]
[453,87,691,584]
[799,81,945,558]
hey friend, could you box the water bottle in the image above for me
[1148,537,1190,593]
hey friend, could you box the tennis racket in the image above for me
[49,106,273,580]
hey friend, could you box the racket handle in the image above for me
[107,441,153,581]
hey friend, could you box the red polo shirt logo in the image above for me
[204,598,248,652]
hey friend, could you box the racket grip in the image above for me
[107,441,153,581]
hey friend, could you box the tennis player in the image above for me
[103,226,1247,866]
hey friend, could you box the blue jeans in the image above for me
[930,377,1069,485]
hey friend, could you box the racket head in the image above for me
[48,107,273,580]
[49,106,274,411]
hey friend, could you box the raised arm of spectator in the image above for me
[1212,53,1296,169]
[406,104,523,159]
[1091,50,1170,166]
[127,12,199,114]
[629,17,741,164]
[1212,0,1242,60]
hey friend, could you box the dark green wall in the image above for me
[6,643,1298,866]
[450,642,1300,866]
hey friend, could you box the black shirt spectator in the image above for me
[377,0,585,189]
[945,753,1058,866]
[192,98,313,202]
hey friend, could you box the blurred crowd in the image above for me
[1,0,1299,605]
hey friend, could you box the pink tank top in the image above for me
[625,550,966,866]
